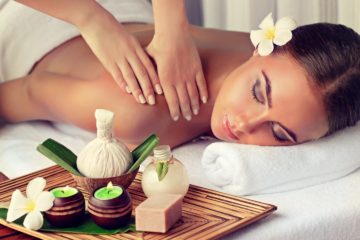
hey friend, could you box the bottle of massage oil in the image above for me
[141,145,189,197]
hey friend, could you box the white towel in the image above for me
[202,122,360,195]
[0,0,153,82]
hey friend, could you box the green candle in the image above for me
[51,186,78,198]
[94,182,123,200]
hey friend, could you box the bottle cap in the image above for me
[153,145,172,161]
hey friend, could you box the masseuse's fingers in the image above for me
[176,84,193,121]
[127,51,156,105]
[136,48,161,95]
[109,64,128,93]
[196,71,208,104]
[186,80,200,116]
[119,60,145,104]
[163,84,181,121]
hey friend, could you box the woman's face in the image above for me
[211,53,329,146]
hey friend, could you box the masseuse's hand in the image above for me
[146,29,208,121]
[77,10,160,105]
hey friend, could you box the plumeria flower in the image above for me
[250,12,297,56]
[6,177,54,230]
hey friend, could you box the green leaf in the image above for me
[42,139,78,167]
[128,134,159,173]
[37,139,83,176]
[156,161,169,181]
[131,135,151,161]
[0,208,136,235]
[131,134,158,161]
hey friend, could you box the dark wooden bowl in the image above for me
[71,168,139,194]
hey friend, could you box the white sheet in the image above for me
[0,0,153,82]
[0,122,359,240]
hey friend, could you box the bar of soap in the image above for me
[135,194,183,233]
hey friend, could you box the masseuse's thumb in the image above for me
[144,46,157,69]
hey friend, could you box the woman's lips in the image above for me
[222,114,239,141]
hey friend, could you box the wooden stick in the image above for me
[0,172,9,183]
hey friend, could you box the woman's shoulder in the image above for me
[190,25,253,52]
[124,23,253,54]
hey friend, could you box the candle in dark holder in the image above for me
[88,182,132,229]
[45,186,86,227]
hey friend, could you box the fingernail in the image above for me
[125,86,131,94]
[202,96,207,104]
[148,95,155,105]
[173,115,179,121]
[185,114,192,121]
[155,84,163,94]
[139,94,146,104]
[193,108,199,115]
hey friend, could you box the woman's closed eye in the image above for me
[251,79,265,104]
[271,122,290,142]
[271,122,297,143]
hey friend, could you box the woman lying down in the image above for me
[0,7,359,150]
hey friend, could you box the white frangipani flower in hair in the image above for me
[250,13,297,56]
[6,177,55,230]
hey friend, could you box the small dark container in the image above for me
[45,189,86,227]
[88,186,132,229]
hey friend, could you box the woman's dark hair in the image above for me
[274,23,360,135]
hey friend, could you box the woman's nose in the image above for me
[235,112,268,134]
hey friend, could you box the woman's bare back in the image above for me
[12,24,253,148]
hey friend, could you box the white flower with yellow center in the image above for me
[250,13,297,56]
[6,177,55,230]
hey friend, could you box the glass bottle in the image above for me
[141,145,189,197]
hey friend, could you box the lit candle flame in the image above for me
[107,182,113,190]
[63,186,70,191]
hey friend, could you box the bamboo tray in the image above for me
[0,165,276,239]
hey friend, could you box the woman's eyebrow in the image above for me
[262,70,272,108]
[262,70,298,143]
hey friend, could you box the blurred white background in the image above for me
[184,0,360,33]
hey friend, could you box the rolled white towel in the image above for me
[201,122,360,195]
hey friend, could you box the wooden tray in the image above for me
[0,166,276,239]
